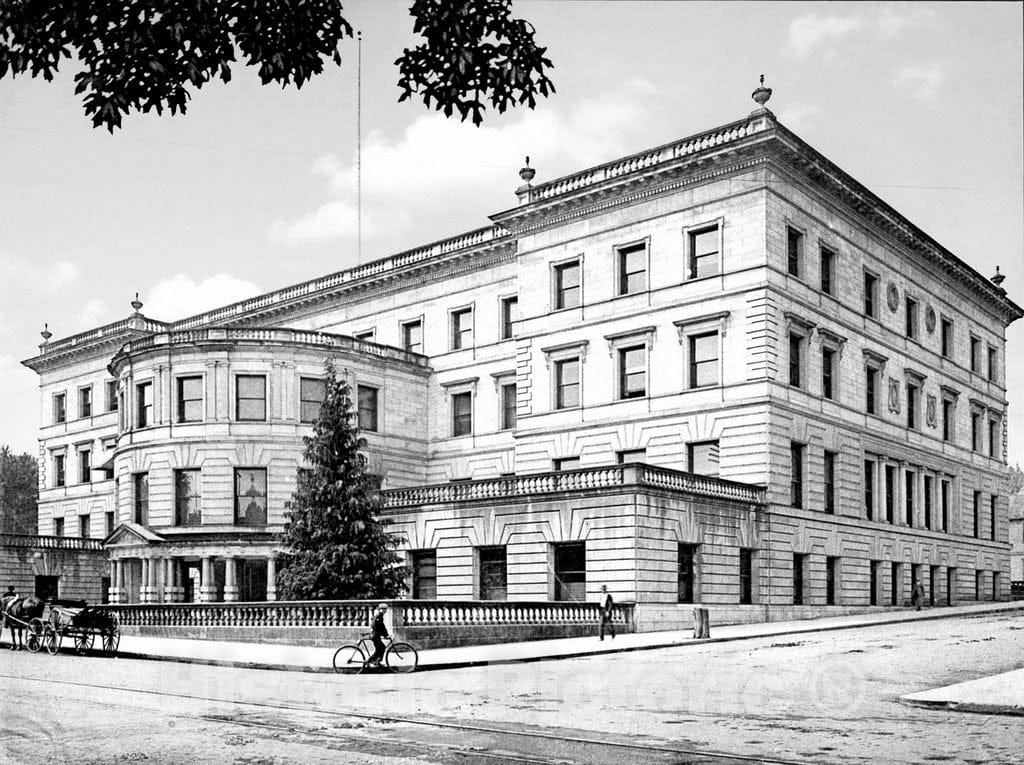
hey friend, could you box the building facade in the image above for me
[22,96,1021,626]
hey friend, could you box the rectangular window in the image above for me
[864,459,875,520]
[677,543,697,603]
[824,451,836,514]
[78,386,92,418]
[689,332,719,388]
[553,541,586,602]
[906,382,919,429]
[451,391,472,436]
[924,475,933,530]
[401,319,423,353]
[79,514,90,538]
[891,562,901,606]
[739,548,754,605]
[905,470,915,527]
[554,358,580,409]
[236,375,266,421]
[942,398,954,442]
[946,567,956,606]
[500,296,518,340]
[793,553,805,605]
[617,242,647,295]
[863,272,878,318]
[136,382,153,427]
[972,490,980,538]
[687,440,720,477]
[688,225,719,279]
[790,442,804,508]
[941,318,953,359]
[478,546,507,601]
[617,449,646,464]
[176,376,203,423]
[235,468,267,525]
[970,336,980,373]
[105,511,114,537]
[554,260,581,309]
[133,472,149,525]
[905,297,918,339]
[826,556,839,605]
[885,465,896,523]
[971,410,982,452]
[501,382,517,430]
[789,334,802,388]
[78,449,91,484]
[618,345,646,399]
[175,469,202,526]
[299,377,326,424]
[786,227,802,277]
[53,453,65,488]
[411,550,437,599]
[822,348,835,400]
[989,418,999,458]
[105,380,118,412]
[53,392,66,424]
[941,479,950,531]
[352,329,375,342]
[820,245,835,294]
[357,385,379,432]
[987,347,997,381]
[553,457,581,471]
[53,518,64,538]
[866,366,879,415]
[990,495,997,542]
[451,308,473,350]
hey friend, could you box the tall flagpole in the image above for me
[356,30,363,265]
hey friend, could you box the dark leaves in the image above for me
[397,0,555,126]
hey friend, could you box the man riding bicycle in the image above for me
[368,603,389,666]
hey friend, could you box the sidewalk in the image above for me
[901,668,1024,716]
[104,600,1024,674]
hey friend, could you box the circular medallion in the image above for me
[925,306,936,333]
[886,283,899,312]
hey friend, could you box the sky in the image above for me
[1,1,1022,460]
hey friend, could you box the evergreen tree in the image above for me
[277,362,407,600]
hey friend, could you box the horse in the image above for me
[1,595,45,650]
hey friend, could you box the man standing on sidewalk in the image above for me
[598,585,615,640]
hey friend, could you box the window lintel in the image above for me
[604,326,655,354]
[940,385,960,399]
[440,376,480,390]
[783,311,816,333]
[904,367,927,384]
[818,328,847,348]
[862,349,888,368]
[673,311,729,341]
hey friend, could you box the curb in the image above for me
[899,698,1024,717]
[109,602,1024,673]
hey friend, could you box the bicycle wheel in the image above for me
[385,642,418,673]
[332,644,366,674]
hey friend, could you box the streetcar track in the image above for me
[0,670,800,764]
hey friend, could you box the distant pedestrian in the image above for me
[598,585,615,640]
[368,603,390,666]
[912,582,925,611]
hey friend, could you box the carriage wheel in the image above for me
[44,628,60,656]
[25,619,45,653]
[102,629,120,657]
[74,633,94,655]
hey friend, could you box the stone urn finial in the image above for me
[991,266,1006,289]
[131,292,143,314]
[40,323,52,342]
[519,156,536,185]
[752,74,772,110]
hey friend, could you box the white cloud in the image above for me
[894,64,944,103]
[143,273,262,322]
[779,103,820,130]
[787,14,867,59]
[46,261,81,294]
[268,79,659,247]
[68,299,109,331]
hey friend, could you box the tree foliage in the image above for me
[0,446,38,535]
[0,0,553,131]
[276,362,407,601]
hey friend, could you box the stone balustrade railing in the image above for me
[98,599,632,630]
[383,463,764,509]
[0,533,105,552]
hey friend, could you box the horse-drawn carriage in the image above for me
[2,596,119,656]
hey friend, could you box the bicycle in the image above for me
[333,633,419,674]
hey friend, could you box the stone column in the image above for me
[140,558,150,603]
[112,559,123,604]
[224,557,239,602]
[148,557,159,603]
[200,556,217,602]
[266,556,277,602]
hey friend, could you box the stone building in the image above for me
[22,89,1021,627]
